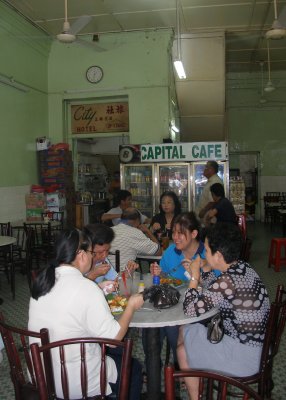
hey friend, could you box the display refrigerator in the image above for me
[120,142,229,217]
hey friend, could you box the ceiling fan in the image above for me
[265,0,286,39]
[56,0,105,51]
[264,40,275,92]
[259,62,267,104]
[57,0,91,43]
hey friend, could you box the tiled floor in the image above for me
[0,221,286,399]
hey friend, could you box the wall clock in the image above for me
[86,66,103,83]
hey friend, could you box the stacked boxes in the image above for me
[37,148,76,226]
[230,177,245,215]
[25,193,46,221]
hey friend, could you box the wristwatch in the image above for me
[191,276,199,283]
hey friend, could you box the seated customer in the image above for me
[177,223,270,400]
[101,189,150,226]
[149,212,208,366]
[203,182,237,225]
[109,207,162,272]
[151,191,181,240]
[28,228,144,400]
[82,223,119,293]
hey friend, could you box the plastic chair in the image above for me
[30,337,133,400]
[237,284,286,398]
[164,365,262,400]
[268,238,286,272]
[0,312,51,400]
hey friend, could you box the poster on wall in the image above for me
[71,102,129,134]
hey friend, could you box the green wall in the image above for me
[47,30,175,144]
[0,2,50,187]
[227,71,286,176]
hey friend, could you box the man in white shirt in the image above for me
[195,160,223,220]
[109,208,162,271]
[101,190,150,226]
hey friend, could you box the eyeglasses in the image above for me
[86,250,97,256]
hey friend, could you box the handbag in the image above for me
[142,284,180,309]
[207,312,224,344]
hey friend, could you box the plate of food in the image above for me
[107,295,128,314]
[160,278,183,286]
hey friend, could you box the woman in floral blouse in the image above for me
[177,223,270,400]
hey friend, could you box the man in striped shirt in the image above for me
[109,208,162,272]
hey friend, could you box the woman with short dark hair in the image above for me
[177,223,270,400]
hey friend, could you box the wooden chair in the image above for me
[164,365,262,400]
[24,223,52,269]
[0,222,15,298]
[30,337,133,400]
[41,211,64,230]
[237,284,286,398]
[109,249,121,273]
[0,312,51,400]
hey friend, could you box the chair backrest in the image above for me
[259,284,286,374]
[0,221,12,236]
[30,337,133,400]
[24,223,52,259]
[41,211,64,230]
[164,364,262,400]
[109,249,120,273]
[0,312,51,400]
[236,214,247,240]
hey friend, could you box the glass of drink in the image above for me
[161,236,169,250]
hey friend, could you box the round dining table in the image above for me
[117,285,217,399]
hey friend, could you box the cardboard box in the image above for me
[46,193,66,208]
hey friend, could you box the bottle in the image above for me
[138,281,145,293]
[153,274,160,285]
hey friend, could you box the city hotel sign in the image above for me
[141,142,228,162]
[71,102,129,134]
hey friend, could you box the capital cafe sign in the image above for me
[141,142,228,162]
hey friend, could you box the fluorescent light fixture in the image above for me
[171,123,179,133]
[174,60,186,79]
[0,74,29,92]
[174,0,186,80]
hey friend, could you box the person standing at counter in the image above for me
[150,191,181,240]
[101,189,150,226]
[177,223,270,400]
[28,228,144,399]
[195,160,223,221]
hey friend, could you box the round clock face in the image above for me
[86,66,103,83]
[119,147,134,163]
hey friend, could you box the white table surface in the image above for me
[119,286,218,328]
[0,236,16,246]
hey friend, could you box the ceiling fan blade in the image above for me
[278,5,286,28]
[76,38,106,52]
[69,15,92,35]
